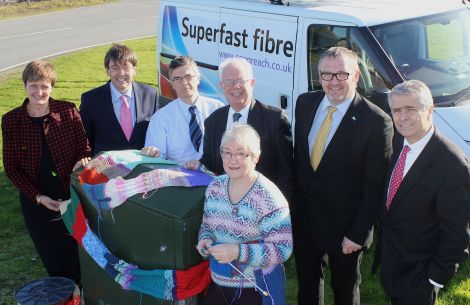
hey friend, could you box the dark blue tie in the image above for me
[189,106,202,151]
[233,112,242,122]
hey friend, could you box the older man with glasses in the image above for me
[143,56,223,164]
[293,47,393,305]
[192,57,294,202]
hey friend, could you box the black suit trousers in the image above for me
[390,286,439,305]
[294,213,362,305]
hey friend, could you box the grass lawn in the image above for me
[0,37,469,305]
[0,0,118,20]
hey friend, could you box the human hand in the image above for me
[141,146,160,158]
[208,243,239,264]
[342,236,362,255]
[196,239,213,257]
[37,195,62,212]
[183,159,201,170]
[73,157,92,171]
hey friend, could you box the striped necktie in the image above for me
[189,106,202,151]
[310,106,337,170]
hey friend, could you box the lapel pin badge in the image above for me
[351,116,356,121]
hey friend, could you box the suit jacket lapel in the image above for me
[317,94,362,171]
[247,99,261,129]
[101,83,123,133]
[304,95,322,153]
[133,82,142,121]
[131,82,142,140]
[215,106,229,172]
[388,132,439,212]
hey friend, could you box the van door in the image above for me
[219,9,298,120]
[159,2,221,103]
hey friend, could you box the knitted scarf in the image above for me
[61,150,213,300]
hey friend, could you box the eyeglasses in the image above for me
[320,72,350,81]
[220,150,252,160]
[221,79,251,88]
[172,74,196,83]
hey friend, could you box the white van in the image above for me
[157,0,470,158]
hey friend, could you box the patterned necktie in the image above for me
[189,106,202,151]
[233,112,242,123]
[386,145,411,210]
[120,95,133,141]
[310,106,337,170]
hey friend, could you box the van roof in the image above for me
[179,0,466,26]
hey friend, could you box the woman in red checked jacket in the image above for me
[2,60,91,284]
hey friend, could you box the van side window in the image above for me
[307,25,387,100]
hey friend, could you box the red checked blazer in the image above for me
[2,98,91,202]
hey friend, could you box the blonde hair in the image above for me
[22,60,56,87]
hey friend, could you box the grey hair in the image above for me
[220,124,261,158]
[318,47,359,74]
[388,80,433,110]
[218,57,254,80]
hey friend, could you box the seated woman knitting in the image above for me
[197,124,293,305]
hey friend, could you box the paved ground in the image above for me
[0,0,159,72]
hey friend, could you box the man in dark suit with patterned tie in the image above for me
[373,80,470,305]
[293,47,393,305]
[80,44,158,155]
[199,57,294,201]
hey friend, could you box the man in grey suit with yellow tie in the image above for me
[373,80,470,305]
[293,47,393,305]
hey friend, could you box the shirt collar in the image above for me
[110,82,133,103]
[177,95,201,112]
[320,94,354,116]
[404,126,435,152]
[228,102,250,120]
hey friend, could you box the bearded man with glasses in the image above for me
[195,57,294,203]
[293,47,393,305]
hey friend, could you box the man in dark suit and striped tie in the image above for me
[373,80,470,305]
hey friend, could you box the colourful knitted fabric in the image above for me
[198,173,293,289]
[60,150,213,300]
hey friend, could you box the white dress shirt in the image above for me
[308,95,353,155]
[110,82,136,127]
[145,96,224,164]
[402,126,434,176]
[226,103,250,130]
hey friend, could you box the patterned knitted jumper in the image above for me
[198,173,293,288]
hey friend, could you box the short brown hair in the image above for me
[22,60,57,87]
[104,43,137,69]
[169,56,199,77]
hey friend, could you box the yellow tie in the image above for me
[310,106,337,170]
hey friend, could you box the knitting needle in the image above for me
[196,245,269,297]
[228,262,269,297]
